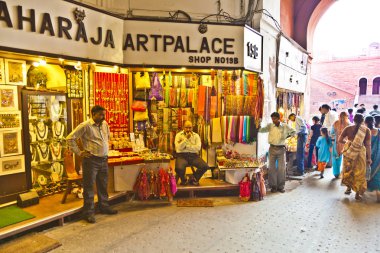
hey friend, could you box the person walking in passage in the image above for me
[175,121,209,186]
[288,113,308,176]
[365,116,380,202]
[259,112,296,193]
[339,114,372,201]
[307,116,322,169]
[66,105,117,223]
[331,112,350,178]
[316,128,332,179]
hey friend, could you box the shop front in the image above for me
[0,0,266,238]
[276,35,308,121]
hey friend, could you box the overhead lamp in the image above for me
[74,61,82,70]
[181,67,186,70]
[32,62,40,67]
[39,58,47,66]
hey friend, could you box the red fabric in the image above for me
[197,85,207,117]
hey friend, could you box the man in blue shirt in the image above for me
[288,113,308,176]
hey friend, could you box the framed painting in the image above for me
[0,111,21,130]
[4,59,27,86]
[0,130,22,157]
[0,58,4,84]
[0,155,25,176]
[0,85,18,111]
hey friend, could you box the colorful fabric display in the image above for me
[210,95,217,118]
[170,108,179,131]
[180,89,187,107]
[187,89,194,107]
[229,116,236,143]
[235,77,242,96]
[225,95,232,115]
[135,72,151,90]
[239,116,244,143]
[149,73,163,101]
[197,85,207,118]
[211,117,222,143]
[134,111,148,121]
[190,74,199,87]
[243,74,248,96]
[242,116,248,143]
[231,95,238,115]
[163,108,170,133]
[169,88,177,107]
[217,70,223,94]
[236,96,244,116]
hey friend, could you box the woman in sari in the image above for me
[338,114,371,200]
[331,112,350,178]
[365,116,380,202]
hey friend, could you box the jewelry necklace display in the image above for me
[36,121,48,140]
[51,162,64,176]
[30,145,37,161]
[50,142,62,160]
[37,142,50,161]
[51,100,63,120]
[53,121,64,138]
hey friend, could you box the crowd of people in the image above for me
[308,103,379,201]
[261,103,380,202]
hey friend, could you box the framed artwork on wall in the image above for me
[0,155,25,176]
[0,130,22,157]
[0,111,21,130]
[0,58,5,84]
[0,85,18,111]
[4,59,27,86]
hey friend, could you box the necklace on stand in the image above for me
[31,145,36,161]
[36,121,48,140]
[54,121,64,138]
[38,143,49,160]
[50,142,61,159]
[51,101,63,119]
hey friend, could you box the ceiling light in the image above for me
[39,58,47,66]
[74,61,82,70]
[32,62,40,67]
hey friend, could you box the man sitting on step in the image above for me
[174,121,209,186]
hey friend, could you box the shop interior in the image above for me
[0,50,266,238]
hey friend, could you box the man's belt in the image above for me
[270,144,285,148]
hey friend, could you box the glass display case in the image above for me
[22,90,69,197]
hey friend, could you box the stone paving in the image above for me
[39,169,380,253]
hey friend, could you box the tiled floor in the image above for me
[33,168,380,253]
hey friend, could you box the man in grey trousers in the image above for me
[67,105,117,223]
[259,112,296,193]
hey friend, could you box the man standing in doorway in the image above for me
[67,105,117,224]
[259,112,296,193]
[288,113,308,176]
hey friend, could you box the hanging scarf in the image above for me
[246,116,251,143]
[239,116,244,143]
[197,85,207,117]
[149,73,164,101]
[187,88,193,107]
[211,117,222,143]
[242,116,248,143]
[243,74,248,96]
[179,89,187,107]
[227,116,233,143]
[222,116,227,143]
[163,108,170,133]
[249,116,257,143]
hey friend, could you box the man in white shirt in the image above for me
[259,112,296,193]
[67,105,117,223]
[321,104,338,130]
[175,121,209,186]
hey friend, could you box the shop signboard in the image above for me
[0,0,124,64]
[0,0,263,69]
[277,36,308,93]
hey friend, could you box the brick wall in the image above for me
[310,56,380,114]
